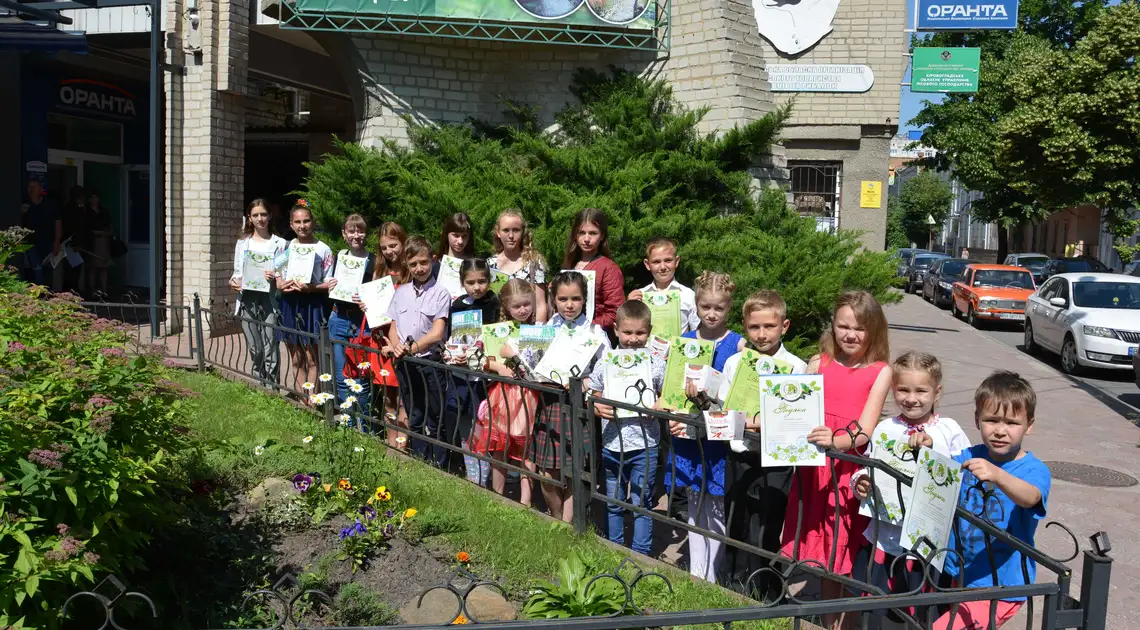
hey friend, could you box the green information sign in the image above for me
[912,48,981,93]
[292,0,656,30]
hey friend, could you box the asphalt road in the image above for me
[908,291,1140,423]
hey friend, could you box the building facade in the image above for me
[5,0,905,312]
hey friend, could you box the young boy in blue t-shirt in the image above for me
[936,371,1052,630]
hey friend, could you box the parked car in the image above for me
[1024,273,1140,375]
[904,253,951,294]
[922,258,973,307]
[1038,256,1111,282]
[894,248,930,277]
[1003,252,1050,284]
[950,264,1037,328]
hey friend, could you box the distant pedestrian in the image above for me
[960,247,970,259]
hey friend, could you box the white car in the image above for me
[1023,273,1140,375]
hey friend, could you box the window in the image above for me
[788,161,841,221]
[1073,282,1140,309]
[973,269,1035,290]
[48,114,123,157]
[1038,279,1058,300]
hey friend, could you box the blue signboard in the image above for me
[917,0,1019,30]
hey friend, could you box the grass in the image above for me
[174,371,787,629]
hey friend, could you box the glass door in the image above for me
[123,167,151,290]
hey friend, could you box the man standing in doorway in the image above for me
[21,179,62,287]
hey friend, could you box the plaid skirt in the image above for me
[530,393,591,471]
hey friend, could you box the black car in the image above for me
[921,258,973,307]
[905,253,951,294]
[894,248,930,277]
[1038,256,1111,282]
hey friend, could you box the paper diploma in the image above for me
[285,244,318,284]
[858,431,919,525]
[759,375,826,467]
[241,250,275,293]
[481,321,520,363]
[438,255,465,300]
[330,252,368,302]
[643,290,682,338]
[602,349,654,419]
[900,447,963,572]
[659,337,713,412]
[357,276,395,329]
[534,324,604,386]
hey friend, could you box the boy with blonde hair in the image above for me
[628,237,700,334]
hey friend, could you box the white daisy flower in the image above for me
[309,396,320,406]
[253,445,265,456]
[350,383,364,394]
[345,396,358,406]
[345,378,358,387]
[379,369,390,377]
[357,361,371,370]
[340,400,354,410]
[319,373,332,383]
[302,435,314,444]
[302,382,315,391]
[338,414,351,425]
[354,446,364,453]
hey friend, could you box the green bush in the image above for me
[298,69,897,352]
[0,285,189,629]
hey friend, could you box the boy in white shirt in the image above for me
[627,237,700,334]
[715,290,807,600]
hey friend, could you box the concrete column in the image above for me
[165,0,250,317]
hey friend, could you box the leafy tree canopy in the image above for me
[896,171,954,248]
[910,0,1140,259]
[299,69,898,353]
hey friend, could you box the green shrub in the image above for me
[0,286,189,629]
[521,551,629,619]
[298,69,897,352]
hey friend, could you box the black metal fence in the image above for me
[72,296,1115,630]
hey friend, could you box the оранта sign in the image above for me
[57,79,137,119]
[917,0,1018,30]
[767,65,875,93]
[912,48,981,93]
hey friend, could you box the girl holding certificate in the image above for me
[487,209,548,321]
[434,212,477,297]
[562,208,624,334]
[327,214,376,410]
[277,201,334,398]
[228,199,287,387]
[367,221,407,448]
[780,290,892,630]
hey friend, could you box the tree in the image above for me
[896,171,953,248]
[910,0,1114,261]
[885,196,910,250]
[299,69,899,353]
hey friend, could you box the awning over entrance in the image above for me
[0,23,87,53]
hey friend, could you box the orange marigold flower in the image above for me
[452,613,469,625]
[456,552,470,563]
[322,483,332,493]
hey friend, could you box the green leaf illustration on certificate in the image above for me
[481,321,519,362]
[858,428,921,524]
[534,324,603,386]
[900,447,962,572]
[759,375,825,467]
[284,246,317,284]
[242,250,275,293]
[330,251,369,302]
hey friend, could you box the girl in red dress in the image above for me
[781,290,893,630]
[366,221,408,449]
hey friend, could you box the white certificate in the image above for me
[602,349,654,418]
[760,375,826,467]
[561,269,596,323]
[901,447,963,572]
[284,244,318,284]
[535,324,604,386]
[438,255,465,300]
[329,252,368,302]
[357,276,395,329]
[858,430,919,525]
[241,250,275,293]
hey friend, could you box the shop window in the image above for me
[48,114,123,158]
[789,161,842,231]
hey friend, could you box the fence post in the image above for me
[319,320,335,426]
[568,376,590,534]
[192,293,206,373]
[1079,533,1112,630]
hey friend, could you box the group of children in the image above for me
[230,201,1051,630]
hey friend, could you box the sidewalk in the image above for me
[886,294,1139,629]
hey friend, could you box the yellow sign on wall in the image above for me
[860,181,883,208]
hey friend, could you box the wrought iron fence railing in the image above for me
[67,295,1114,630]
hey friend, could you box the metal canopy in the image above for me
[0,0,73,23]
[278,0,671,52]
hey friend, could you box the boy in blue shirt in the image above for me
[936,371,1051,630]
